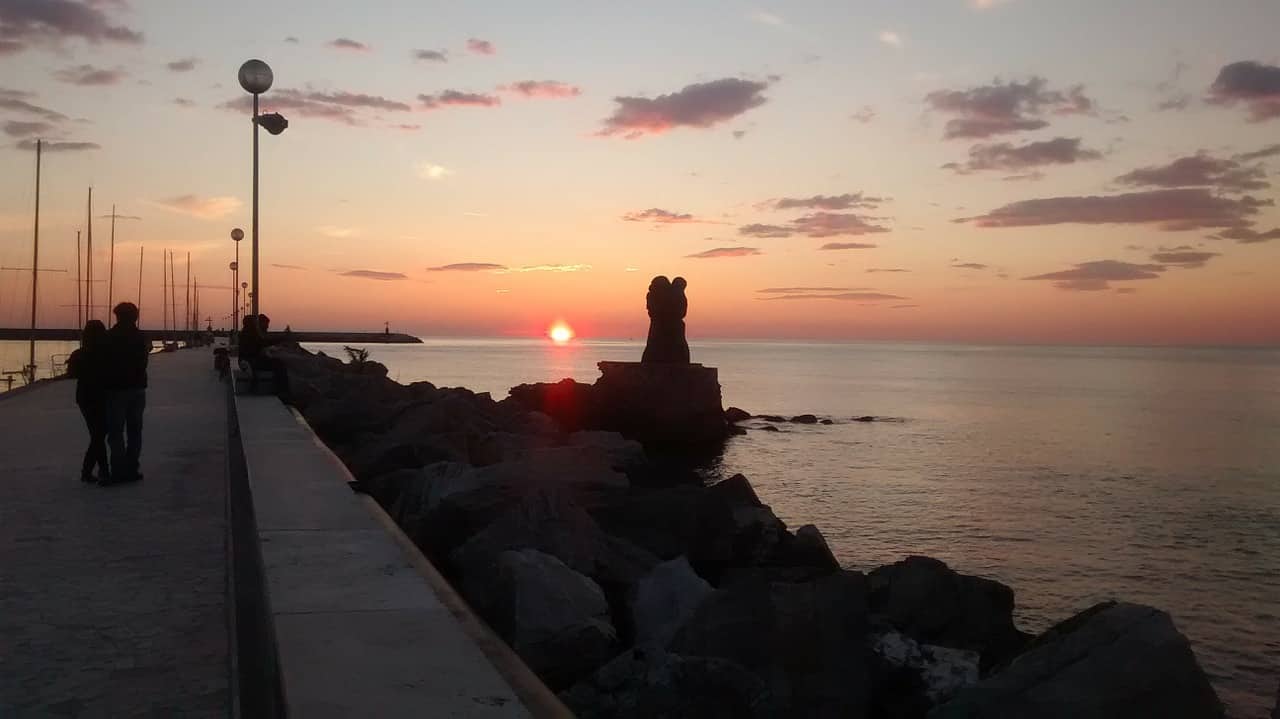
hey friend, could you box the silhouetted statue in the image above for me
[641,275,691,363]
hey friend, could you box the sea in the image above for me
[4,337,1277,715]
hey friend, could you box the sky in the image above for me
[1,0,1278,345]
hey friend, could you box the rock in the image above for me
[592,361,728,446]
[758,414,787,423]
[725,407,751,424]
[506,378,597,433]
[871,631,978,706]
[561,647,777,719]
[868,556,1028,672]
[1272,681,1279,719]
[790,414,819,424]
[931,602,1224,719]
[488,549,618,689]
[820,419,834,425]
[785,524,840,571]
[566,431,647,472]
[629,557,714,648]
[854,415,876,422]
[759,425,781,432]
[671,571,872,716]
[451,489,659,588]
[709,473,763,507]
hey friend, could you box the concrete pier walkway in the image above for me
[0,350,229,717]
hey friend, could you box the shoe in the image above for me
[80,473,96,483]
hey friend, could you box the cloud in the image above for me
[866,268,910,273]
[3,119,53,137]
[316,225,358,238]
[621,208,721,225]
[925,77,1096,139]
[427,263,505,272]
[686,246,761,259]
[759,291,907,302]
[598,77,770,139]
[53,63,126,85]
[0,0,142,53]
[413,49,447,62]
[1115,151,1268,193]
[738,223,793,238]
[758,287,873,294]
[500,80,581,99]
[499,264,591,273]
[339,270,406,281]
[1206,61,1280,122]
[220,88,412,125]
[415,161,453,180]
[467,38,495,55]
[1235,144,1280,162]
[327,37,370,52]
[878,30,903,48]
[1213,226,1280,244]
[970,0,1015,8]
[951,262,990,270]
[820,242,877,250]
[419,90,501,109]
[166,57,198,72]
[16,138,99,151]
[284,36,299,44]
[1024,259,1164,291]
[1150,250,1218,268]
[173,97,195,107]
[0,90,67,121]
[851,106,876,123]
[943,137,1102,173]
[956,188,1271,231]
[154,194,241,219]
[764,192,884,211]
[271,263,307,270]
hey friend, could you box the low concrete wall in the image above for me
[232,392,570,718]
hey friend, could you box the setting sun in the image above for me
[548,322,574,344]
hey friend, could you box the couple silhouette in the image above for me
[642,275,690,364]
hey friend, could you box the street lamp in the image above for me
[237,59,286,321]
[230,227,243,333]
[241,282,249,320]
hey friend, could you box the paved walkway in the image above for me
[0,350,229,717]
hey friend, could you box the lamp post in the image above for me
[230,227,243,333]
[237,59,287,321]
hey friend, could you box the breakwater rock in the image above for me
[273,344,1223,718]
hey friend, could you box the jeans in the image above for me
[107,389,146,479]
[78,400,109,478]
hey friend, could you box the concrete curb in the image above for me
[283,405,575,719]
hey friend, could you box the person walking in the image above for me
[103,302,149,485]
[65,320,111,483]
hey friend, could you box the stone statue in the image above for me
[642,275,690,363]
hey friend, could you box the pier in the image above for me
[0,349,556,717]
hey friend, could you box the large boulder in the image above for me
[592,361,727,445]
[931,602,1223,719]
[560,647,777,719]
[450,490,659,589]
[506,378,598,433]
[487,549,618,689]
[671,571,872,717]
[871,631,979,709]
[629,556,714,648]
[868,556,1028,671]
[566,431,647,472]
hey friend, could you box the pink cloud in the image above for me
[599,78,770,139]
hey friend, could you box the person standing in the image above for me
[65,320,110,483]
[103,302,148,485]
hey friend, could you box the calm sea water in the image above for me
[306,338,1280,717]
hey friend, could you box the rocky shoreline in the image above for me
[273,343,1227,718]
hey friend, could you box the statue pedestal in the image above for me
[593,361,727,445]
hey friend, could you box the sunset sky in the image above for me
[1,0,1278,345]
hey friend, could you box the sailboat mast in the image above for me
[108,204,116,317]
[185,252,191,333]
[28,139,41,378]
[76,230,82,329]
[86,188,93,323]
[137,246,144,324]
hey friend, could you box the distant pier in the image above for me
[0,328,423,344]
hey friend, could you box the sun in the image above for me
[548,321,574,344]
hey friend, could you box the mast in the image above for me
[168,250,176,341]
[27,139,41,380]
[137,246,144,324]
[161,249,168,337]
[108,204,116,317]
[185,252,191,334]
[76,230,82,328]
[86,187,93,323]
